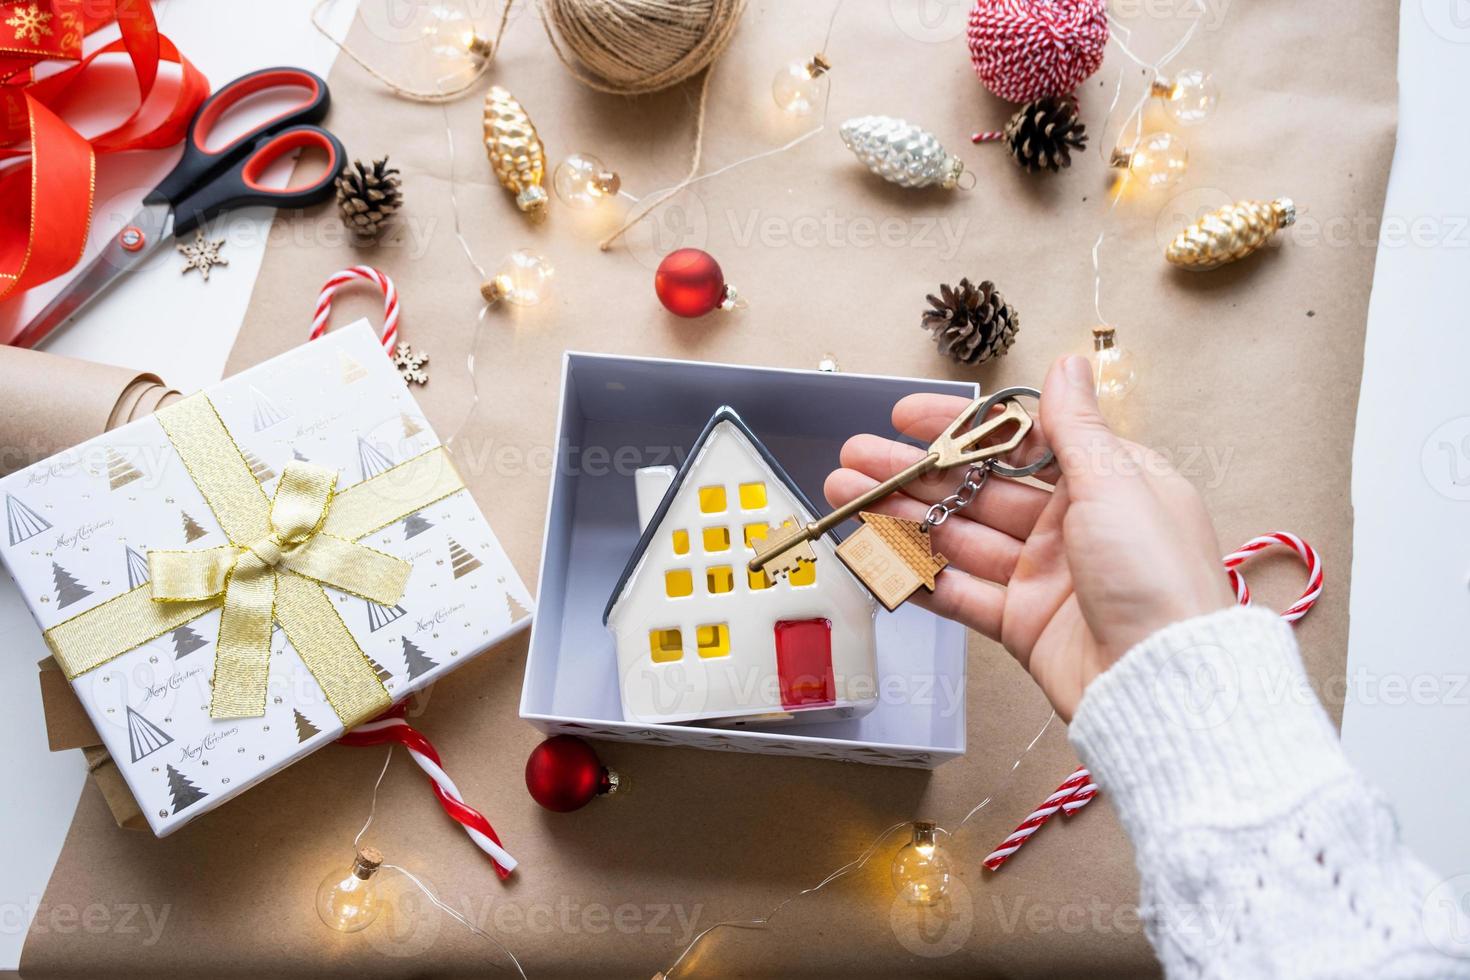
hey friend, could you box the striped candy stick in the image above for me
[1222,531,1324,623]
[310,265,400,354]
[982,766,1093,871]
[338,707,516,879]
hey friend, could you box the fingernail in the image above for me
[1064,355,1093,390]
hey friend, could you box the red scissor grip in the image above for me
[242,128,338,193]
[192,68,322,155]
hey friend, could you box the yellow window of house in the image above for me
[698,485,727,513]
[672,529,690,555]
[703,526,731,552]
[743,522,769,549]
[738,482,767,510]
[747,566,772,591]
[665,568,694,598]
[696,623,730,658]
[788,560,816,588]
[706,565,734,594]
[649,628,683,663]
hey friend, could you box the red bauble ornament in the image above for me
[525,735,620,812]
[654,248,734,318]
[967,0,1108,104]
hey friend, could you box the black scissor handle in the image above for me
[147,66,331,210]
[172,126,347,236]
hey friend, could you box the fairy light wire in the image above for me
[1091,0,1210,327]
[349,747,529,979]
[598,0,845,251]
[659,708,1061,978]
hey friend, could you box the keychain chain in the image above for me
[924,462,990,527]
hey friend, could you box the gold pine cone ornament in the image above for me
[484,86,548,216]
[1165,198,1295,271]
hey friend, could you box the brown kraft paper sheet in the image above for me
[22,1,1396,975]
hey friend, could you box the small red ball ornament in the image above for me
[654,248,736,318]
[525,735,621,812]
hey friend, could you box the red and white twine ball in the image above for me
[310,265,399,354]
[985,532,1324,871]
[966,0,1110,103]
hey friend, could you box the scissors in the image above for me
[16,66,346,348]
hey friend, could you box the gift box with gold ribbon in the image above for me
[0,322,534,835]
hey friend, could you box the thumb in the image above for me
[1040,355,1117,488]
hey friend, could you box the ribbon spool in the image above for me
[1222,531,1324,623]
[0,0,209,335]
[310,266,399,354]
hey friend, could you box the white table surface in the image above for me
[0,0,1462,970]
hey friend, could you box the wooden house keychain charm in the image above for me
[750,386,1052,612]
[836,513,949,612]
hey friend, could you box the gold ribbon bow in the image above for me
[43,393,466,727]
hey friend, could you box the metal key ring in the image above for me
[976,385,1054,479]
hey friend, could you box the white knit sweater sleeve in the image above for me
[1068,605,1470,980]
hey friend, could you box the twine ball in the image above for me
[966,0,1109,103]
[541,0,747,95]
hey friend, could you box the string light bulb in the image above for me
[420,2,493,90]
[480,249,554,307]
[891,821,951,906]
[316,847,383,933]
[771,53,831,116]
[552,153,622,210]
[1109,132,1188,191]
[1150,68,1219,125]
[1091,325,1138,404]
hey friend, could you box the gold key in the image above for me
[750,387,1050,581]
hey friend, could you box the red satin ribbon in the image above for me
[0,0,207,340]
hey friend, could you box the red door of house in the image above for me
[774,618,835,710]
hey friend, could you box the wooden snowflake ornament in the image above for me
[393,343,428,385]
[178,232,228,280]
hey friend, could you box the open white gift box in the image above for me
[520,353,975,769]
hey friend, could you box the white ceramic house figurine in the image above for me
[604,407,880,726]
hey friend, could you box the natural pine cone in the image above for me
[336,157,402,241]
[922,278,1018,366]
[1003,97,1088,173]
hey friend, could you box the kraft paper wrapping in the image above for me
[24,1,1397,975]
[0,345,179,478]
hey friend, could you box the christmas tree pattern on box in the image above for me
[0,324,534,837]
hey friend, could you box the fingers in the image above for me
[839,433,1052,540]
[903,569,1006,642]
[824,467,1023,585]
[892,392,1059,484]
[1038,356,1127,500]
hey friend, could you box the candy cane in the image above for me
[338,712,516,879]
[310,266,399,354]
[1223,531,1324,623]
[982,767,1092,871]
[992,531,1327,871]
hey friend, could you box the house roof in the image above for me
[858,512,949,587]
[602,406,837,626]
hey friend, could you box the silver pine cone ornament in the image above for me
[839,116,968,190]
[336,157,402,241]
[922,279,1018,366]
[1165,198,1296,270]
[1000,97,1087,172]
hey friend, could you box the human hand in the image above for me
[824,355,1235,721]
